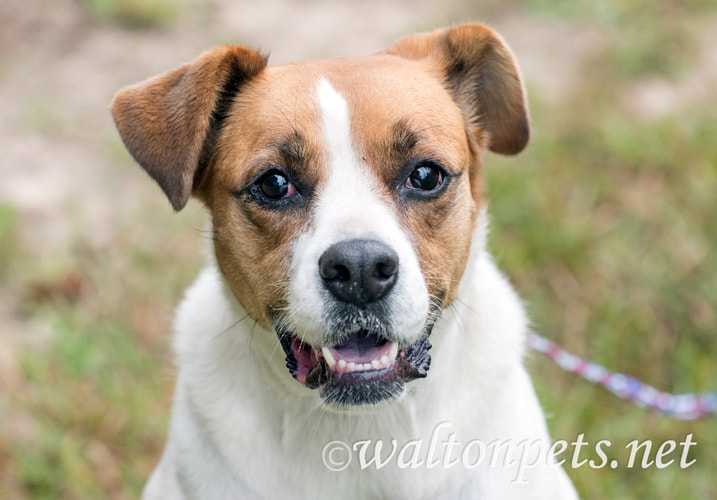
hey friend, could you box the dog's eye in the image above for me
[256,170,296,200]
[405,162,443,191]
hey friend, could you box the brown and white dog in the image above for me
[112,23,578,500]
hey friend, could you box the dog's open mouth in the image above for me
[278,329,431,406]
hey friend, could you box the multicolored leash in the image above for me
[526,330,717,421]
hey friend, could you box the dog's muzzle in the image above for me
[277,238,436,406]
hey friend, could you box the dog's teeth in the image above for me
[323,343,400,372]
[321,347,336,368]
[389,342,398,360]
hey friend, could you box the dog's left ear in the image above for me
[111,46,268,211]
[386,24,530,155]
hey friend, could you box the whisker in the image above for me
[266,336,284,366]
[454,296,482,319]
[248,318,259,357]
[210,313,251,342]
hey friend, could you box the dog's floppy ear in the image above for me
[386,24,530,155]
[111,46,268,210]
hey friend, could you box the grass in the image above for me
[1,1,715,498]
[0,204,20,280]
[79,0,182,29]
[0,197,204,499]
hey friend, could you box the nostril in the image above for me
[319,252,352,282]
[373,260,397,280]
[331,264,350,281]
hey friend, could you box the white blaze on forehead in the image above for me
[284,77,428,346]
[317,78,356,168]
[314,77,382,229]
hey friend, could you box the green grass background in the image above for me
[1,0,715,498]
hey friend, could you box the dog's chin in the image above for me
[278,328,433,407]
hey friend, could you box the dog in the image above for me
[111,23,578,500]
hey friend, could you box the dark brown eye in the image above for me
[256,170,296,200]
[405,162,443,191]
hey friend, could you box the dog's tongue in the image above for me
[288,330,402,388]
[290,338,319,385]
[331,330,391,363]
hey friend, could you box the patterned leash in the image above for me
[526,331,717,421]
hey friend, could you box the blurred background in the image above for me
[0,0,715,498]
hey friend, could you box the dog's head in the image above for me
[111,24,529,407]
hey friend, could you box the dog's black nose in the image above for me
[319,239,399,307]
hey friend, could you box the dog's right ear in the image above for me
[111,46,268,211]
